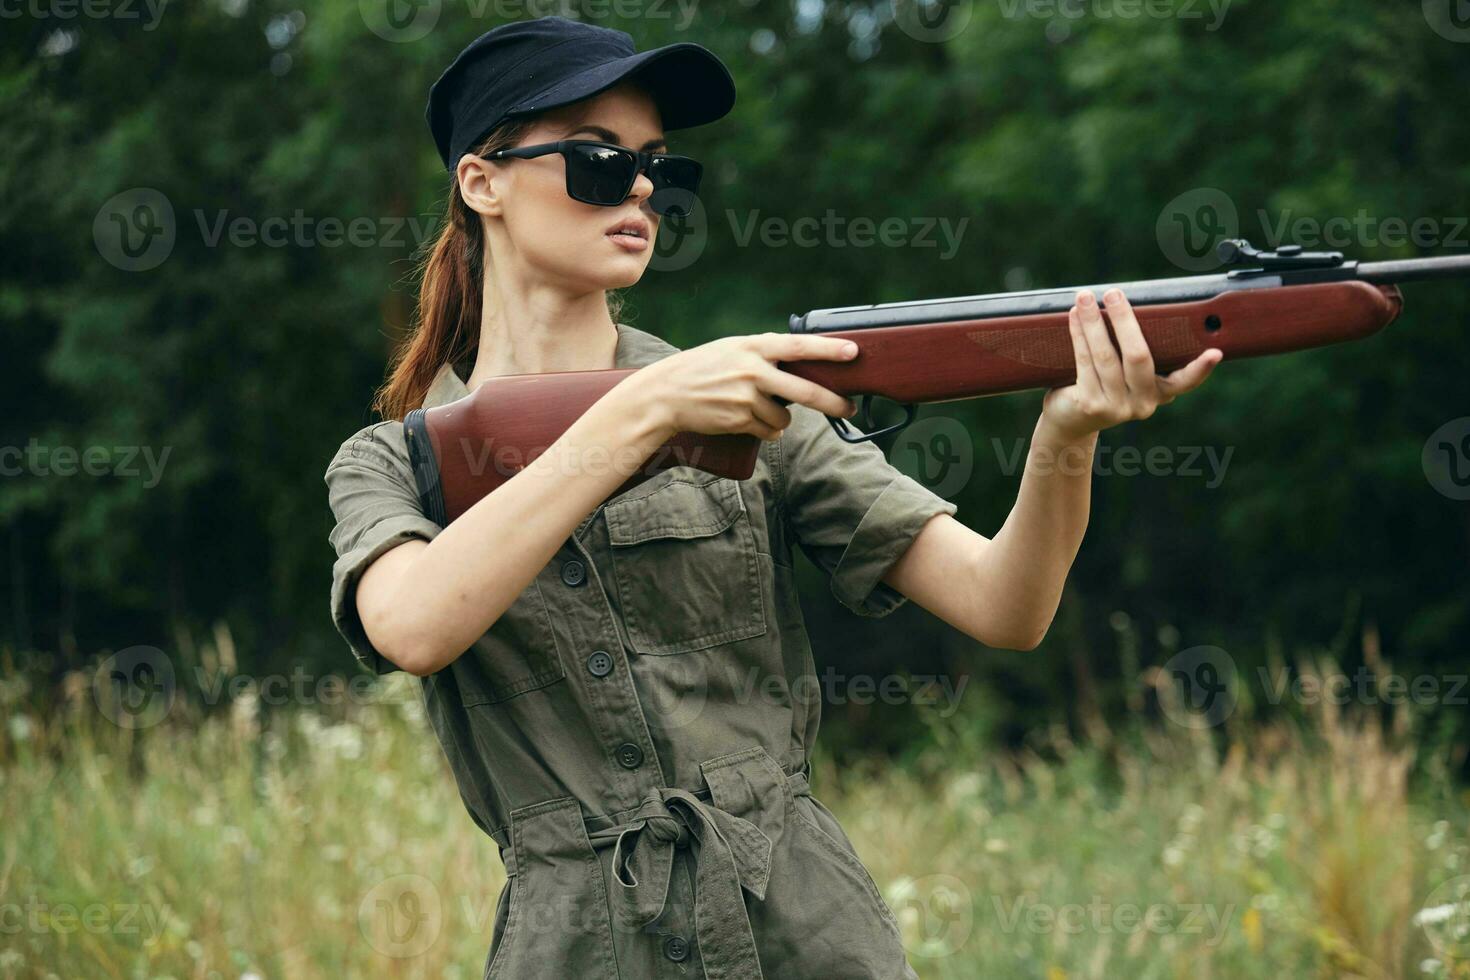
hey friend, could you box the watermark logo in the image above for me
[1156,645,1237,729]
[648,194,709,272]
[94,188,175,272]
[1156,191,1468,269]
[639,655,710,733]
[1416,876,1470,959]
[1423,0,1470,42]
[358,874,444,958]
[95,189,440,271]
[93,645,176,730]
[888,418,1234,492]
[1422,417,1470,500]
[890,873,975,959]
[88,646,417,727]
[361,0,441,42]
[420,433,711,484]
[891,416,974,499]
[1156,187,1238,272]
[891,0,974,43]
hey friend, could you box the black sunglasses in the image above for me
[484,139,703,217]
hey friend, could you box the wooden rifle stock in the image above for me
[407,239,1468,525]
[404,369,759,527]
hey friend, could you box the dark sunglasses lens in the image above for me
[564,144,637,206]
[648,157,702,217]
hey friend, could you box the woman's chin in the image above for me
[597,256,651,289]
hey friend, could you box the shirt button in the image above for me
[586,650,613,677]
[560,559,586,587]
[663,935,689,962]
[615,742,644,770]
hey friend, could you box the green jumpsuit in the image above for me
[325,322,958,979]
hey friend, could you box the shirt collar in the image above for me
[420,322,680,410]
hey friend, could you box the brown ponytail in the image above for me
[374,119,626,420]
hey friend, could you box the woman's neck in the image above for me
[465,278,619,388]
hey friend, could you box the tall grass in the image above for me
[2,655,1467,979]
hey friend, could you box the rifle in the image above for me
[405,240,1470,525]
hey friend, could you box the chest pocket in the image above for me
[605,472,767,655]
[448,578,566,706]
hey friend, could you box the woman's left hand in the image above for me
[1040,287,1222,443]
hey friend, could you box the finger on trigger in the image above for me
[751,393,793,433]
[764,365,854,419]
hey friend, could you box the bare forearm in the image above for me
[365,379,673,673]
[974,415,1097,645]
[886,289,1218,651]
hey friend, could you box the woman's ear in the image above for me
[457,155,503,218]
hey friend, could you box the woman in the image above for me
[325,15,1220,979]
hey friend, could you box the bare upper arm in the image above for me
[881,513,1003,644]
[354,538,430,671]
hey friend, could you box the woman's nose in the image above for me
[627,170,656,206]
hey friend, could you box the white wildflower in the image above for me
[1414,903,1459,926]
[6,714,33,742]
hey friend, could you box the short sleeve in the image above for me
[776,404,958,617]
[324,421,443,674]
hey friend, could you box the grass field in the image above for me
[2,659,1468,980]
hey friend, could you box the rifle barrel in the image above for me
[791,273,1242,332]
[792,252,1470,333]
[1358,255,1470,285]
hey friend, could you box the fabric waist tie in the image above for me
[495,768,809,980]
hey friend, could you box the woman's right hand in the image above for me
[629,333,862,442]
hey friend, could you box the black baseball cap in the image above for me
[427,16,737,172]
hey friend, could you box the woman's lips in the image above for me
[607,231,649,252]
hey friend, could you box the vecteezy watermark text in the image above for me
[727,210,969,261]
[0,0,167,29]
[1258,665,1468,707]
[995,437,1233,487]
[90,646,416,730]
[94,188,441,271]
[988,895,1234,946]
[0,897,172,942]
[399,436,713,488]
[1258,209,1468,252]
[1155,187,1470,271]
[361,0,700,43]
[738,666,970,717]
[995,0,1230,44]
[890,419,1237,499]
[1,440,170,488]
[194,210,437,250]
